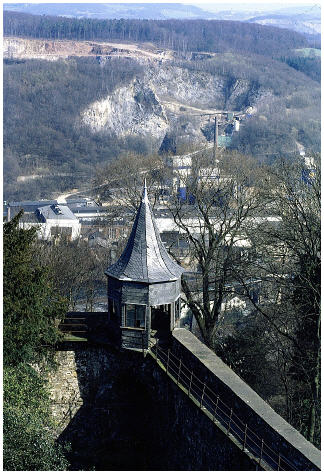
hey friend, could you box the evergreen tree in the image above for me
[4,364,69,471]
[3,212,70,469]
[4,211,66,366]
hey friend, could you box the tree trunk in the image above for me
[307,315,321,444]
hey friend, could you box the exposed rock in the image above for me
[5,36,275,151]
[149,65,225,109]
[79,59,273,150]
[79,64,223,148]
[4,36,174,62]
[80,78,169,146]
[159,132,177,155]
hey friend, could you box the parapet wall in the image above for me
[48,344,255,470]
[48,329,320,470]
[171,328,321,471]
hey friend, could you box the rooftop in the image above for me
[19,212,40,223]
[38,204,78,221]
[105,182,184,283]
[5,198,98,217]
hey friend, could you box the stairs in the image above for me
[59,315,88,341]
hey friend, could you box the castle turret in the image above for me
[105,181,184,350]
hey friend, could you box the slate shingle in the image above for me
[105,183,184,283]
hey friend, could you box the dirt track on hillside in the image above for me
[4,36,174,62]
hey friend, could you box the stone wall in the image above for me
[171,329,321,471]
[48,344,254,470]
[48,331,320,471]
[48,351,82,434]
[146,356,255,470]
[49,345,151,470]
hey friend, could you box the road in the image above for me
[55,144,216,203]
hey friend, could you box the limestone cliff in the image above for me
[3,36,174,62]
[4,36,274,150]
[79,63,272,148]
[80,78,169,146]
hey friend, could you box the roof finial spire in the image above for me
[142,177,148,200]
[106,173,184,283]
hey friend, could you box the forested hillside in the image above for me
[3,3,222,20]
[178,54,320,158]
[4,56,148,200]
[3,12,320,201]
[281,49,321,83]
[4,11,308,56]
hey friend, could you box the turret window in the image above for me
[124,304,146,328]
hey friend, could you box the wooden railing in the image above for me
[59,316,88,340]
[150,343,297,471]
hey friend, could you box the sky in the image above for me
[3,0,318,4]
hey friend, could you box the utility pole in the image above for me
[192,110,242,159]
[213,116,219,160]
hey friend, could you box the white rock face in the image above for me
[4,37,63,61]
[81,79,169,145]
[149,65,225,109]
[79,62,274,149]
[79,64,226,147]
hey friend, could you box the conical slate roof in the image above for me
[105,182,184,283]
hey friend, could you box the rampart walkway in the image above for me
[148,329,320,471]
[149,343,295,471]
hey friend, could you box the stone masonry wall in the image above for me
[48,332,320,471]
[48,344,254,470]
[171,329,321,471]
[48,351,82,434]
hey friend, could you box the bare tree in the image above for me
[166,149,320,446]
[168,150,264,350]
[238,154,320,445]
[94,152,170,214]
[34,238,110,311]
